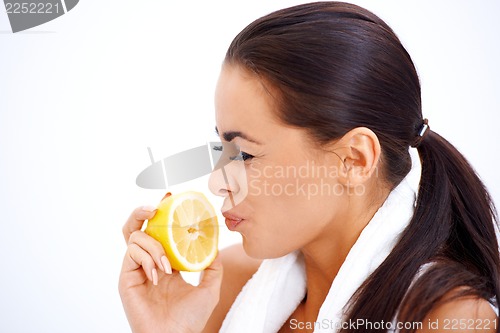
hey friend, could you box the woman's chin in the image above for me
[241,237,294,260]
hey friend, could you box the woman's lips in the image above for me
[222,212,245,231]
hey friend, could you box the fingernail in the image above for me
[152,268,158,286]
[161,256,172,274]
[142,205,157,212]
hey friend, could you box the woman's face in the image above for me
[209,64,353,259]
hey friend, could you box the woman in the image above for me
[119,2,500,332]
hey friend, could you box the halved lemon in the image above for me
[145,191,219,272]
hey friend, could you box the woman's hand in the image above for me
[118,201,223,333]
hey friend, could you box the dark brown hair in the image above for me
[225,2,499,331]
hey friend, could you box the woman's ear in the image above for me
[332,127,381,187]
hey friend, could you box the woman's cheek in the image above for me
[247,162,266,198]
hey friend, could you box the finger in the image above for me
[161,255,173,275]
[160,192,172,202]
[124,243,158,285]
[128,230,171,274]
[199,254,223,296]
[122,206,158,243]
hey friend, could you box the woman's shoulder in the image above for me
[407,261,498,332]
[203,243,263,332]
[416,287,498,333]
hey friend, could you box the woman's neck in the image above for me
[298,186,390,323]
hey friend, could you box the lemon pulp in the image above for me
[145,191,218,272]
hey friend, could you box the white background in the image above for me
[1,1,499,332]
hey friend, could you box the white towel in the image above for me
[220,148,422,333]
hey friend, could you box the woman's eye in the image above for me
[230,151,254,161]
[240,152,254,161]
[213,143,254,162]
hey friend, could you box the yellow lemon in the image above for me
[145,191,218,272]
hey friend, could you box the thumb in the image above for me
[199,254,223,297]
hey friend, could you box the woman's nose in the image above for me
[208,159,248,209]
[208,163,239,198]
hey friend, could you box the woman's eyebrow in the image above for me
[215,126,261,144]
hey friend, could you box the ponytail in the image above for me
[398,131,500,327]
[343,131,500,332]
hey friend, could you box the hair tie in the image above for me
[411,118,430,148]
